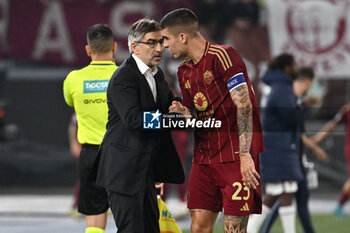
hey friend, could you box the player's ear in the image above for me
[179,33,187,44]
[85,45,92,57]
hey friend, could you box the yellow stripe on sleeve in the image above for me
[208,51,228,71]
[211,45,233,67]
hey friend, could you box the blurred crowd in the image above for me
[38,0,263,43]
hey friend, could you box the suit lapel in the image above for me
[128,55,156,105]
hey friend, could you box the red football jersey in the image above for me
[336,110,350,158]
[177,42,264,164]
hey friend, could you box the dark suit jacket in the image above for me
[94,55,185,196]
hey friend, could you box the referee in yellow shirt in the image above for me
[63,24,118,233]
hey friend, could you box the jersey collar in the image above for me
[90,61,115,65]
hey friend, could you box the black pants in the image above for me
[78,144,109,215]
[108,168,160,233]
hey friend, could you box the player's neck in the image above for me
[188,36,207,64]
[91,53,114,62]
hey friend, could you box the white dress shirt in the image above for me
[132,54,158,102]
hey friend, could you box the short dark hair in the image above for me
[128,18,161,53]
[160,8,199,36]
[268,53,294,71]
[87,24,114,54]
[297,67,314,80]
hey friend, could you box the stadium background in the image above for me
[0,0,349,226]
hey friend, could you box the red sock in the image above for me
[339,192,350,205]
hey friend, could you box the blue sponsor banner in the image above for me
[83,80,109,93]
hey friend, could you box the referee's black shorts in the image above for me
[78,144,109,215]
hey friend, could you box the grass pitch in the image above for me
[182,214,349,233]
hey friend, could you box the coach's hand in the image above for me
[169,101,184,113]
[240,153,260,189]
[155,182,164,196]
[169,101,191,120]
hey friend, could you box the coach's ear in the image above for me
[131,41,139,55]
[85,45,92,57]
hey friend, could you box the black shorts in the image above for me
[78,144,109,215]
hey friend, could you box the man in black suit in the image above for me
[94,19,185,233]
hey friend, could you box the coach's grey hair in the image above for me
[128,18,161,53]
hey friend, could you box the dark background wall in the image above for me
[0,78,77,191]
[3,79,73,146]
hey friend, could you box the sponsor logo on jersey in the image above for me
[84,98,107,104]
[203,70,214,85]
[83,80,109,93]
[193,92,208,111]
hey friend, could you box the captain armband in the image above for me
[226,73,247,92]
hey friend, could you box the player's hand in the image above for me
[169,101,185,113]
[70,143,81,158]
[169,101,191,120]
[240,153,260,189]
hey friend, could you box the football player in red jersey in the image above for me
[160,8,264,233]
[312,103,350,218]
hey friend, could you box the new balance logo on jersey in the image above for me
[84,80,109,93]
[240,203,249,211]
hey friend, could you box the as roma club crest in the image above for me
[283,0,350,74]
[203,70,214,85]
[194,92,208,111]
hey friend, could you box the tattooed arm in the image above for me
[230,84,259,189]
[230,84,252,154]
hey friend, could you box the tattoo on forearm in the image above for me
[223,215,248,233]
[230,84,253,154]
[238,117,247,135]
